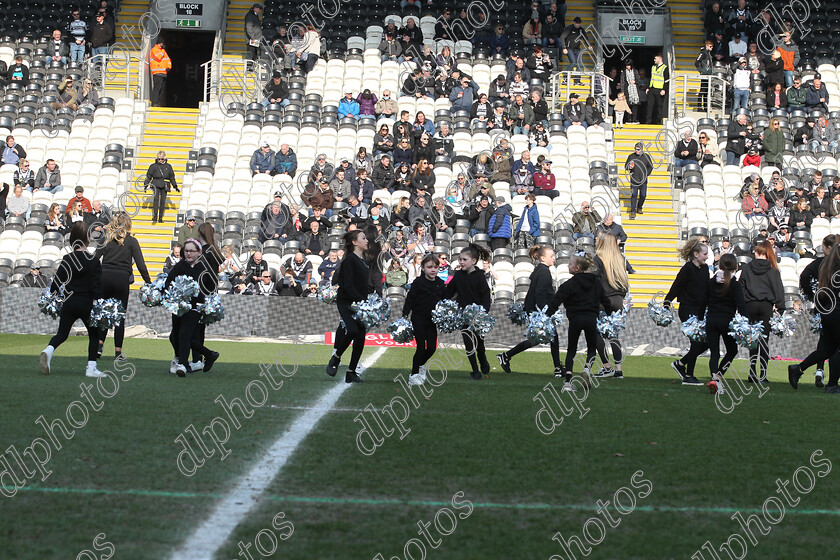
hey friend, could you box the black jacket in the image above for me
[164,258,207,306]
[665,261,710,320]
[593,255,628,301]
[704,276,747,318]
[51,250,102,300]
[547,272,610,318]
[403,274,446,321]
[799,256,823,302]
[95,235,151,283]
[523,263,555,312]
[335,252,371,303]
[739,259,785,309]
[144,161,178,191]
[444,268,491,310]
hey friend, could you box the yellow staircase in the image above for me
[106,0,148,96]
[222,0,255,58]
[128,108,200,283]
[669,0,707,72]
[613,125,683,303]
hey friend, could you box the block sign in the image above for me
[176,2,203,16]
[618,18,646,32]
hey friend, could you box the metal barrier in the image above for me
[548,71,609,114]
[671,74,728,119]
[85,52,145,99]
[201,58,267,104]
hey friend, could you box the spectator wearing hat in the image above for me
[309,153,334,180]
[560,17,585,80]
[562,93,586,128]
[250,141,276,175]
[177,214,200,244]
[811,115,838,152]
[731,57,751,114]
[245,4,263,60]
[742,146,761,167]
[301,176,335,214]
[90,11,114,61]
[712,236,735,270]
[488,74,509,104]
[65,186,93,215]
[774,225,799,260]
[34,159,63,193]
[21,263,50,288]
[533,157,558,198]
[829,189,840,218]
[467,196,495,236]
[338,91,360,119]
[262,72,289,107]
[379,31,402,62]
[273,143,297,177]
[793,116,815,147]
[805,73,829,112]
[727,33,747,61]
[529,121,551,150]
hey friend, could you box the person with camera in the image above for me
[276,271,303,296]
[144,150,178,224]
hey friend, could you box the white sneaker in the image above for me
[85,363,107,378]
[561,381,576,393]
[189,361,204,372]
[408,373,425,386]
[170,357,178,374]
[581,368,593,389]
[418,365,426,383]
[174,363,187,377]
[39,347,53,375]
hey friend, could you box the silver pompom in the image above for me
[728,312,764,349]
[162,276,200,317]
[769,311,796,338]
[597,310,627,340]
[89,298,126,329]
[351,294,392,329]
[38,286,66,319]
[681,314,707,342]
[197,293,225,325]
[526,309,556,344]
[432,299,463,333]
[387,318,415,343]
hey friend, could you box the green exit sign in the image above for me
[176,18,201,28]
[620,35,645,44]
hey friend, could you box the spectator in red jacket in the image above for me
[741,146,761,167]
[64,185,92,214]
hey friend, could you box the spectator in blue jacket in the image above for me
[514,193,540,249]
[250,141,276,175]
[489,25,510,56]
[805,74,829,111]
[449,74,479,112]
[488,197,513,250]
[273,143,297,177]
[338,91,361,119]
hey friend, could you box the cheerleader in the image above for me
[365,225,384,297]
[164,238,207,377]
[664,237,710,385]
[326,230,370,384]
[190,222,222,371]
[798,234,837,388]
[94,212,151,361]
[704,254,747,393]
[546,255,610,392]
[402,253,446,386]
[496,245,561,376]
[593,234,629,379]
[444,244,492,380]
[789,244,840,393]
[740,240,785,383]
[39,222,106,377]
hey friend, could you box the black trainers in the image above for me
[671,360,687,381]
[682,375,704,386]
[470,370,483,380]
[815,371,825,388]
[203,351,219,372]
[554,367,564,378]
[612,371,624,379]
[788,364,803,389]
[345,370,364,383]
[326,355,339,377]
[594,367,614,378]
[497,353,511,373]
[480,360,491,375]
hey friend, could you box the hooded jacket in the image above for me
[515,203,540,237]
[274,148,297,176]
[806,82,829,110]
[51,249,102,300]
[403,274,446,321]
[739,258,785,308]
[523,262,554,312]
[488,203,512,237]
[547,272,611,318]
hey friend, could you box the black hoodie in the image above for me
[524,263,555,312]
[444,268,491,311]
[665,261,710,320]
[739,259,785,308]
[51,250,102,300]
[403,274,445,322]
[547,272,610,318]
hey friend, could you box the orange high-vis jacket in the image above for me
[150,44,172,75]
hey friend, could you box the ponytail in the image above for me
[718,253,738,295]
[679,236,707,262]
[529,245,552,261]
[460,243,490,262]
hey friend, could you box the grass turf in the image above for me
[0,334,837,559]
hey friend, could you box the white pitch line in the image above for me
[169,346,388,560]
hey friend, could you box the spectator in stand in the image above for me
[46,29,69,66]
[65,200,86,225]
[67,9,88,64]
[489,25,510,56]
[6,184,30,219]
[309,153,334,180]
[90,11,114,61]
[710,30,727,65]
[176,213,200,244]
[385,259,408,288]
[301,220,328,256]
[262,72,289,107]
[301,176,335,215]
[742,184,768,218]
[727,0,751,41]
[762,49,784,91]
[777,33,799,87]
[562,93,586,128]
[726,113,749,166]
[351,168,374,205]
[282,252,312,285]
[705,2,725,37]
[766,82,787,110]
[338,91,360,120]
[542,14,562,52]
[507,95,534,135]
[763,118,785,168]
[742,146,761,167]
[511,165,534,196]
[488,74,510,104]
[373,124,395,159]
[811,186,831,220]
[1,135,26,166]
[675,130,699,168]
[84,200,111,240]
[514,193,540,248]
[329,168,352,202]
[450,74,479,113]
[163,243,181,274]
[372,154,396,193]
[401,68,424,98]
[531,90,549,127]
[250,141,275,175]
[412,112,435,142]
[274,143,297,177]
[508,71,530,98]
[533,156,558,198]
[806,73,829,112]
[572,201,600,240]
[625,142,653,219]
[609,92,632,129]
[244,252,269,286]
[248,269,278,296]
[768,196,790,231]
[488,197,512,249]
[774,225,799,260]
[407,195,429,228]
[357,89,377,118]
[21,263,49,288]
[318,250,340,285]
[529,121,551,150]
[350,148,370,175]
[407,221,433,252]
[258,202,288,244]
[468,196,495,236]
[790,197,812,231]
[560,17,585,79]
[470,93,493,129]
[728,33,747,61]
[244,3,263,60]
[433,123,454,159]
[830,190,840,218]
[413,134,435,167]
[379,31,402,62]
[583,96,609,131]
[375,90,397,118]
[393,137,413,167]
[16,160,35,191]
[523,16,542,46]
[45,203,63,233]
[410,159,435,202]
[802,170,824,195]
[597,213,628,244]
[526,46,553,82]
[304,206,331,232]
[786,75,806,111]
[731,57,751,115]
[32,159,63,194]
[811,115,838,151]
[7,55,28,87]
[766,175,789,207]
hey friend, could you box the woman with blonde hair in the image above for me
[593,234,630,378]
[94,212,152,360]
[763,117,785,168]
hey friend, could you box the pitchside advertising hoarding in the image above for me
[599,12,665,46]
[324,332,418,347]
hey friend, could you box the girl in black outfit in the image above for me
[165,238,208,377]
[39,222,106,378]
[190,222,222,372]
[789,244,840,393]
[94,213,151,360]
[444,244,492,380]
[326,230,370,384]
[497,246,561,375]
[403,253,446,386]
[798,234,837,388]
[704,254,747,393]
[740,240,785,383]
[547,255,611,392]
[593,234,630,379]
[364,225,384,297]
[664,237,710,385]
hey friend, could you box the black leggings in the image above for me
[596,296,625,366]
[99,270,130,349]
[680,308,709,375]
[411,319,438,375]
[49,296,98,361]
[334,302,367,371]
[706,313,738,376]
[800,313,840,386]
[746,301,773,380]
[507,335,561,369]
[565,314,598,373]
[461,329,488,373]
[152,186,167,221]
[169,311,203,367]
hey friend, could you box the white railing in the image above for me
[672,74,728,119]
[549,71,609,114]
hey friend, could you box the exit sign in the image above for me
[619,35,645,44]
[176,19,201,28]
